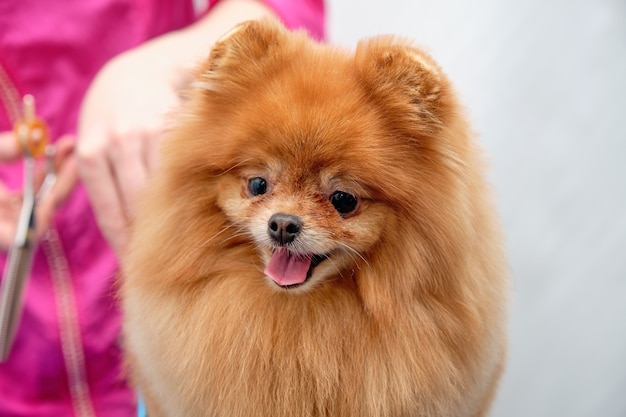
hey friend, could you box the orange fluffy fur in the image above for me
[121,19,507,417]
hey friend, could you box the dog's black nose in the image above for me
[268,213,302,245]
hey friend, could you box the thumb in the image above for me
[0,131,20,161]
[35,136,78,239]
[44,135,78,208]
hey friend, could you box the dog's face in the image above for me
[214,123,393,291]
[207,54,398,290]
[163,19,462,292]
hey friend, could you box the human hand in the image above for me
[76,32,193,256]
[0,132,23,250]
[76,0,278,256]
[0,132,77,251]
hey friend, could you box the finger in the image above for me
[0,181,22,211]
[0,131,20,161]
[48,136,79,208]
[108,131,149,221]
[53,136,76,166]
[145,89,180,175]
[144,129,162,176]
[27,136,75,212]
[0,219,17,251]
[0,184,22,251]
[32,136,78,242]
[77,132,129,255]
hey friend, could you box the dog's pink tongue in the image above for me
[264,248,312,286]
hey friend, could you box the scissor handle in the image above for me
[13,95,49,158]
[0,94,51,361]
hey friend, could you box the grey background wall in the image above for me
[327,1,626,416]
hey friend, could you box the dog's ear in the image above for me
[194,18,289,93]
[355,36,453,133]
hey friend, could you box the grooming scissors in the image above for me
[0,95,56,361]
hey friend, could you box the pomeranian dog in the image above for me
[121,18,507,417]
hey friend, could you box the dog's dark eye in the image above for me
[248,177,268,196]
[330,191,358,214]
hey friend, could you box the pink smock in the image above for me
[0,1,324,415]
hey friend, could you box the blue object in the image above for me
[138,398,146,417]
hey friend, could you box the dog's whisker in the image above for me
[177,223,242,255]
[212,158,255,177]
[196,224,238,248]
[324,255,343,278]
[335,241,370,269]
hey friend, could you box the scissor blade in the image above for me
[0,192,36,362]
[0,241,36,361]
